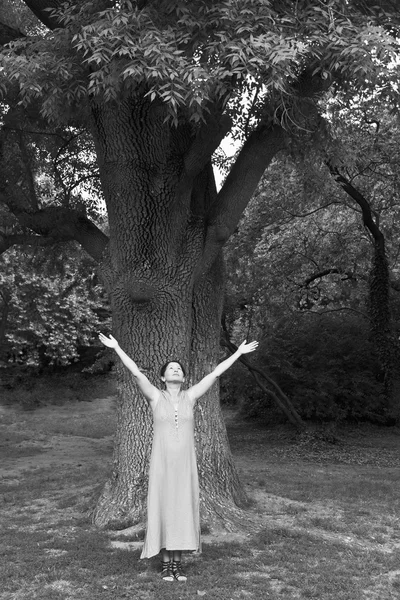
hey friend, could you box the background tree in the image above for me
[0,0,399,531]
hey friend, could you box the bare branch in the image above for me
[303,268,356,287]
[282,201,342,219]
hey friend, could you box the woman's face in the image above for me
[162,362,185,383]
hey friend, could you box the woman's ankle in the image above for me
[172,551,182,562]
[161,549,171,563]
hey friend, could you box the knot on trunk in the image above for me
[125,279,158,303]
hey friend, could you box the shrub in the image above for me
[222,314,387,424]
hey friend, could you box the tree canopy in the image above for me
[1,0,399,124]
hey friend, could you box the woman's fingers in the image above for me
[246,341,258,352]
[98,333,113,346]
[239,340,259,353]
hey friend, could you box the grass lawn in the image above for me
[1,391,400,600]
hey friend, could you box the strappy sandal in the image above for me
[172,560,187,582]
[161,561,173,581]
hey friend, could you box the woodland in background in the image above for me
[222,101,400,425]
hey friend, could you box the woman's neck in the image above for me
[165,382,181,397]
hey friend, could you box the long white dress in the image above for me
[140,390,201,559]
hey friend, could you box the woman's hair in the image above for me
[160,360,187,378]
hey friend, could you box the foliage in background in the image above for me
[222,102,400,423]
[221,313,386,423]
[0,243,110,366]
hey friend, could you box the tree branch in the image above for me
[183,113,232,180]
[0,232,58,255]
[67,173,101,195]
[23,0,113,30]
[22,0,70,30]
[1,201,109,262]
[195,124,287,280]
[0,20,25,44]
[282,201,342,219]
[303,268,356,287]
[327,161,384,248]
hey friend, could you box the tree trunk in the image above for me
[90,95,248,531]
[0,289,10,345]
[369,238,394,403]
[191,255,249,532]
[328,163,395,408]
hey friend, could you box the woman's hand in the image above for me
[98,333,119,349]
[237,340,259,355]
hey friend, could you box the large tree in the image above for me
[0,0,398,530]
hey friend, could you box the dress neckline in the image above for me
[162,389,182,401]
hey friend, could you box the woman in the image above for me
[99,333,258,582]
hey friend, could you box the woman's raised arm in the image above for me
[186,340,258,402]
[98,333,159,405]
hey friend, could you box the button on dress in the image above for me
[140,390,201,559]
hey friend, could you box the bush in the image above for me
[222,314,387,424]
